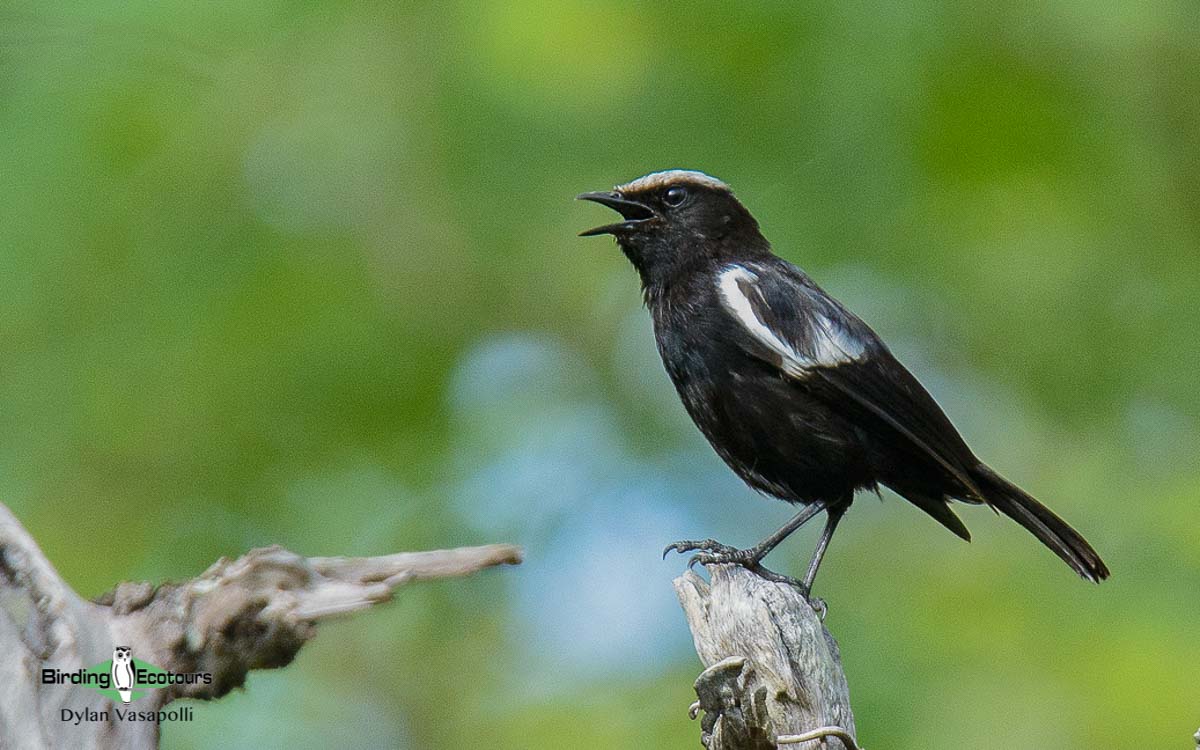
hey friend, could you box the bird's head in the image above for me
[578,170,765,288]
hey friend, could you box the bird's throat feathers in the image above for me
[624,229,771,307]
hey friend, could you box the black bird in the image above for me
[578,169,1108,595]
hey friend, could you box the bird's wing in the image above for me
[716,263,868,375]
[716,262,983,502]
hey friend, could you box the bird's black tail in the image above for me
[972,464,1109,582]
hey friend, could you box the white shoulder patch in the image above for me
[616,169,730,193]
[717,265,864,374]
[717,266,802,373]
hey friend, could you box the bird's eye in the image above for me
[663,186,688,207]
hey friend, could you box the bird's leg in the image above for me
[663,503,826,574]
[739,502,827,563]
[801,502,848,593]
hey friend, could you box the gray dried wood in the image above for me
[675,564,859,750]
[0,502,520,750]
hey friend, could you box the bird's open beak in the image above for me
[576,191,656,237]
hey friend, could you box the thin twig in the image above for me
[777,725,862,749]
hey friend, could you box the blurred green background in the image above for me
[2,1,1197,747]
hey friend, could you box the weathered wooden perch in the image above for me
[674,565,858,750]
[0,502,521,750]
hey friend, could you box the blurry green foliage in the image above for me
[0,1,1197,748]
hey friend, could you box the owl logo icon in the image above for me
[111,646,134,704]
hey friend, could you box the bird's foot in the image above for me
[663,539,768,573]
[808,596,827,621]
[662,538,745,561]
[664,539,827,619]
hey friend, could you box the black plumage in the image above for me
[579,169,1108,594]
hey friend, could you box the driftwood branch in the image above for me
[675,565,858,750]
[0,502,521,750]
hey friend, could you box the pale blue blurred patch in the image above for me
[609,307,698,437]
[447,332,621,536]
[444,332,798,688]
[448,334,578,412]
[510,479,696,687]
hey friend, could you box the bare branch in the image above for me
[0,502,520,749]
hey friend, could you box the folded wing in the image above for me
[716,262,984,515]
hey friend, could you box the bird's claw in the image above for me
[807,596,828,621]
[667,538,777,577]
[686,549,748,566]
[662,538,741,560]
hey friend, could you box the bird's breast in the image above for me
[651,307,871,503]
